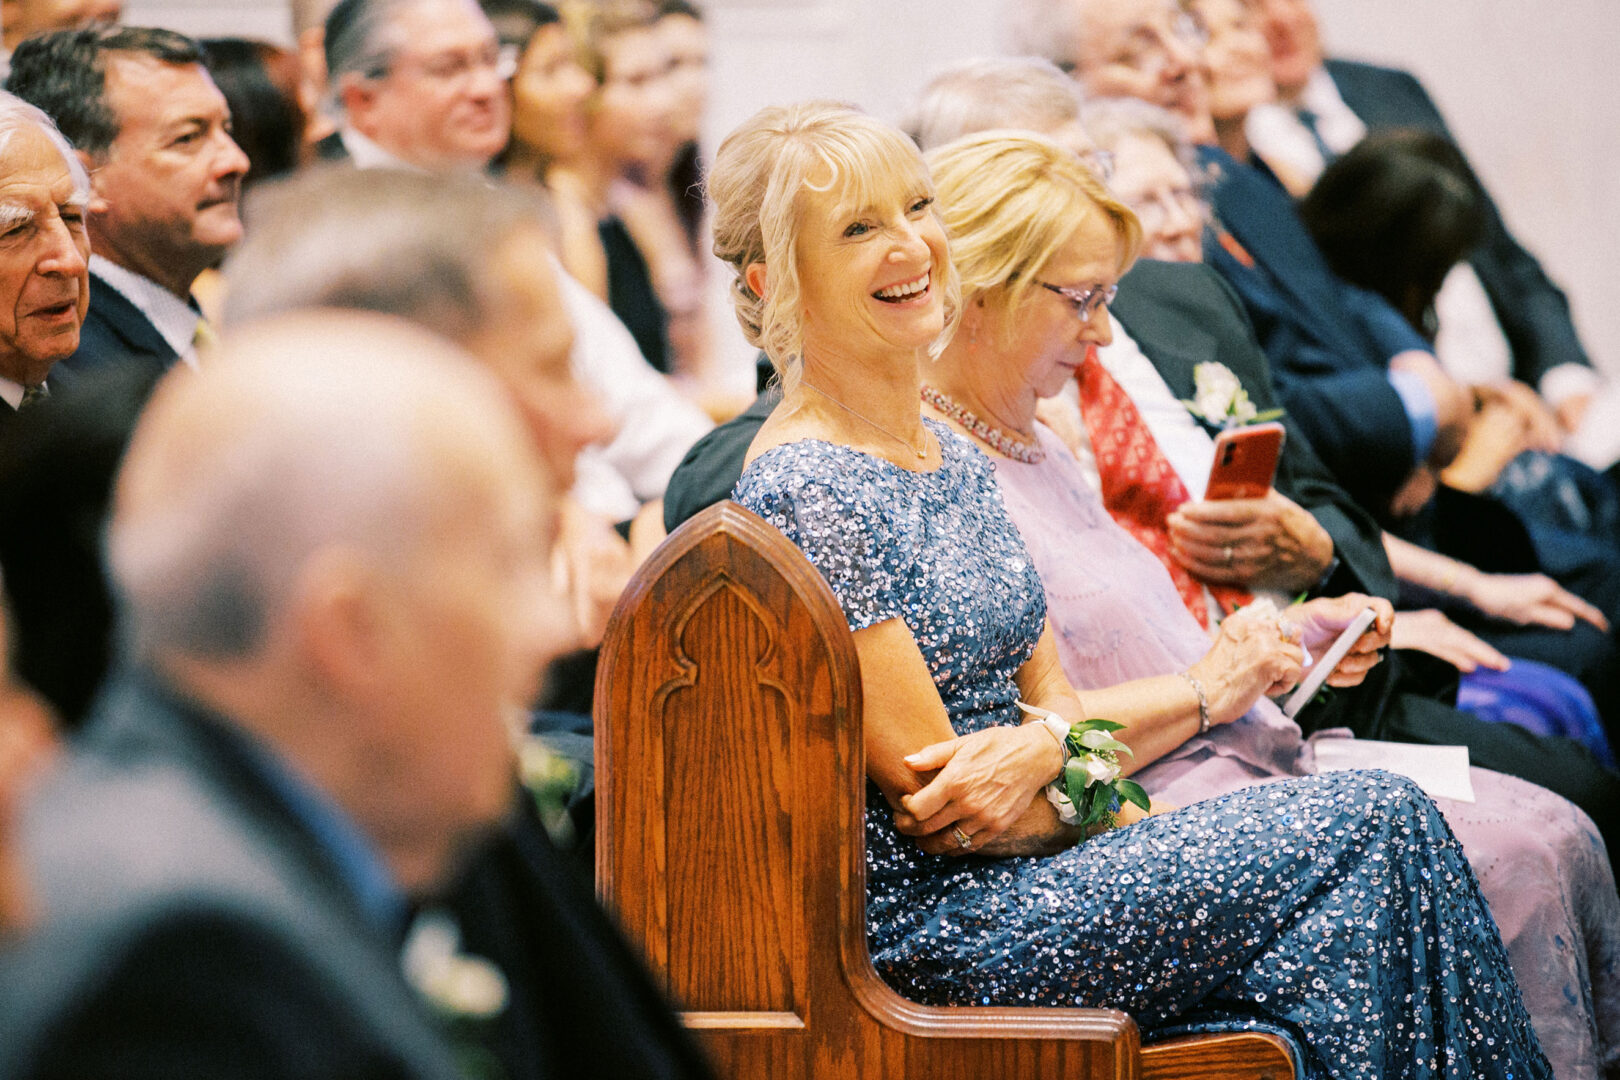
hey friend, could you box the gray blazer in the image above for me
[0,673,464,1080]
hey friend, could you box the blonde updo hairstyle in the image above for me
[708,101,961,391]
[926,129,1141,343]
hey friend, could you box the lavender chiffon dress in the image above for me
[734,420,1551,1079]
[995,422,1620,1079]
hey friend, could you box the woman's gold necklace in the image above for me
[801,380,929,460]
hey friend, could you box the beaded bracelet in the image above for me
[1179,671,1211,735]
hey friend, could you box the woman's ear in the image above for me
[744,262,768,300]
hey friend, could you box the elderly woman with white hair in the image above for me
[710,99,1551,1075]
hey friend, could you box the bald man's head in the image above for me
[109,311,569,892]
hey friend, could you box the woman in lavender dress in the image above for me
[710,101,1551,1078]
[922,128,1618,1078]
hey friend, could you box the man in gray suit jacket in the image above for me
[0,313,569,1079]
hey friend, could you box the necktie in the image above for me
[1076,347,1251,629]
[192,314,218,356]
[1295,107,1337,167]
[18,383,49,409]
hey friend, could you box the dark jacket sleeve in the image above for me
[662,390,778,532]
[1326,58,1592,387]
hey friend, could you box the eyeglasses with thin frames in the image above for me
[1039,282,1118,322]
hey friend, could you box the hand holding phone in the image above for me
[1282,606,1379,718]
[1205,422,1285,500]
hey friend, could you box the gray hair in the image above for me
[905,57,1082,152]
[1080,96,1198,174]
[0,91,92,202]
[109,312,522,661]
[1003,0,1085,71]
[322,0,435,114]
[223,165,555,340]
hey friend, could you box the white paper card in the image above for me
[1311,739,1475,804]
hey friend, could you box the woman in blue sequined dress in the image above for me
[709,100,1552,1077]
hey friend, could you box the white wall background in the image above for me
[115,0,1620,382]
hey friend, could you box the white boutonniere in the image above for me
[1182,362,1284,429]
[403,910,509,1021]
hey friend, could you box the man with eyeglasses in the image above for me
[319,0,512,170]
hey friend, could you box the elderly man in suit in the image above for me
[0,312,568,1079]
[1244,0,1601,443]
[0,92,90,428]
[223,166,717,1080]
[4,26,248,381]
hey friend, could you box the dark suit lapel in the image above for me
[84,271,181,364]
[1113,265,1221,401]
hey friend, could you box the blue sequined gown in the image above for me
[734,420,1552,1080]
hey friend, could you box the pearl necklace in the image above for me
[919,385,1045,464]
[801,380,929,460]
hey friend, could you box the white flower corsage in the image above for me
[1017,701,1150,832]
[402,909,510,1021]
[1182,362,1284,430]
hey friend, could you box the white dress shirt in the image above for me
[1247,68,1592,404]
[0,375,27,410]
[555,262,714,522]
[90,255,203,371]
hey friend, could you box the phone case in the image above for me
[1205,422,1286,500]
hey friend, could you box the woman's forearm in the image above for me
[1074,675,1205,775]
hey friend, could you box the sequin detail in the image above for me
[733,420,1551,1079]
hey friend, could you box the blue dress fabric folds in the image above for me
[733,421,1551,1078]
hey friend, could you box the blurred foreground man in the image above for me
[0,313,567,1079]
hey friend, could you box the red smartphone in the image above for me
[1204,422,1285,500]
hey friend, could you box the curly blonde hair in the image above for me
[926,129,1140,335]
[707,101,960,390]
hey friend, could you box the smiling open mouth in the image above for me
[873,270,930,303]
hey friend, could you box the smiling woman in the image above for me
[708,101,1556,1077]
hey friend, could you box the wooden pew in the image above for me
[595,501,1297,1080]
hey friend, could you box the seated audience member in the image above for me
[1245,0,1605,455]
[325,0,711,528]
[1082,93,1620,741]
[544,0,684,375]
[5,27,248,381]
[201,38,308,191]
[0,584,57,938]
[1006,0,1470,521]
[318,0,509,169]
[0,0,120,70]
[0,92,90,427]
[922,128,1620,1071]
[709,97,1552,1073]
[0,313,566,1078]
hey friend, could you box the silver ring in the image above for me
[951,826,972,849]
[1223,544,1234,566]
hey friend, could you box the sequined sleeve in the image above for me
[733,448,907,632]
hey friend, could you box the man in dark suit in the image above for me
[317,0,510,170]
[5,27,248,382]
[0,313,568,1078]
[1248,0,1598,428]
[0,93,91,431]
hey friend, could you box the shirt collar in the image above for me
[90,255,202,364]
[0,375,24,410]
[339,127,423,172]
[229,723,411,938]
